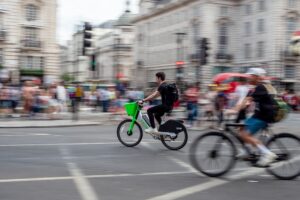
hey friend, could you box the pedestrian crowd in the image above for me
[0,81,145,118]
[0,80,298,123]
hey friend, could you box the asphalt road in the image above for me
[0,118,299,200]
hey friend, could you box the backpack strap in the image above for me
[263,83,277,96]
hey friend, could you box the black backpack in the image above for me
[165,83,179,106]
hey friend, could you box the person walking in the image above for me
[184,82,200,127]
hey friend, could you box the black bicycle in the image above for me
[190,123,300,180]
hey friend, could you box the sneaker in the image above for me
[236,148,248,159]
[145,127,158,135]
[256,152,278,167]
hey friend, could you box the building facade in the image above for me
[62,8,135,84]
[0,0,60,84]
[95,10,135,84]
[134,0,300,90]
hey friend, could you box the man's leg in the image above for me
[241,117,277,166]
[154,109,166,126]
[147,105,165,128]
[147,105,159,128]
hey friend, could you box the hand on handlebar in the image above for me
[138,100,144,106]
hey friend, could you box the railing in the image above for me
[215,53,233,60]
[21,40,42,49]
[113,44,132,50]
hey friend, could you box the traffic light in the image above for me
[82,22,93,56]
[90,54,96,71]
[200,38,209,65]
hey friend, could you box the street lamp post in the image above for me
[175,32,187,93]
[114,36,121,83]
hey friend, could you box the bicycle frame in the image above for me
[127,105,150,135]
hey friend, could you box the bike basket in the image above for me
[124,102,138,117]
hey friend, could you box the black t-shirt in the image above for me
[248,84,275,123]
[157,82,172,108]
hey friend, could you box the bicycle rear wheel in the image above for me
[117,119,143,147]
[266,133,300,180]
[190,131,237,177]
[160,123,188,150]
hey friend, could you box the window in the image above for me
[257,41,265,58]
[245,4,252,15]
[24,28,38,41]
[258,0,266,11]
[257,19,265,33]
[285,65,296,78]
[245,22,252,36]
[20,56,43,69]
[288,0,297,8]
[220,6,228,16]
[219,25,228,53]
[0,49,3,65]
[25,4,38,21]
[0,14,3,29]
[192,5,201,17]
[286,18,297,43]
[213,66,231,75]
[244,43,252,59]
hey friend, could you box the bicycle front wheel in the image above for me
[117,119,143,147]
[266,133,300,180]
[190,131,237,177]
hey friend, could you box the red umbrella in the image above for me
[213,73,249,84]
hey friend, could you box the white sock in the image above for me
[257,144,272,155]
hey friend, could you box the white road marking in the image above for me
[0,141,158,147]
[0,133,52,137]
[60,147,100,200]
[168,157,199,174]
[67,162,100,200]
[0,171,193,183]
[145,179,227,200]
[145,156,300,200]
[248,180,259,183]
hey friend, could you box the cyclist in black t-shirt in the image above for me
[140,72,173,134]
[237,68,277,166]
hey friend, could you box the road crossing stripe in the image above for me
[0,171,193,183]
[60,147,100,200]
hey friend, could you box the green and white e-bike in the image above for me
[117,102,188,150]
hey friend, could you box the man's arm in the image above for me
[143,91,160,102]
[234,96,253,111]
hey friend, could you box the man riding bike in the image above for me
[140,72,174,135]
[237,68,278,167]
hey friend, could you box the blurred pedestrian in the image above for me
[184,82,200,127]
[56,81,68,112]
[284,89,298,111]
[214,85,229,126]
[22,81,35,114]
[74,84,84,114]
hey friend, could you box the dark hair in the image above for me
[156,72,165,81]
